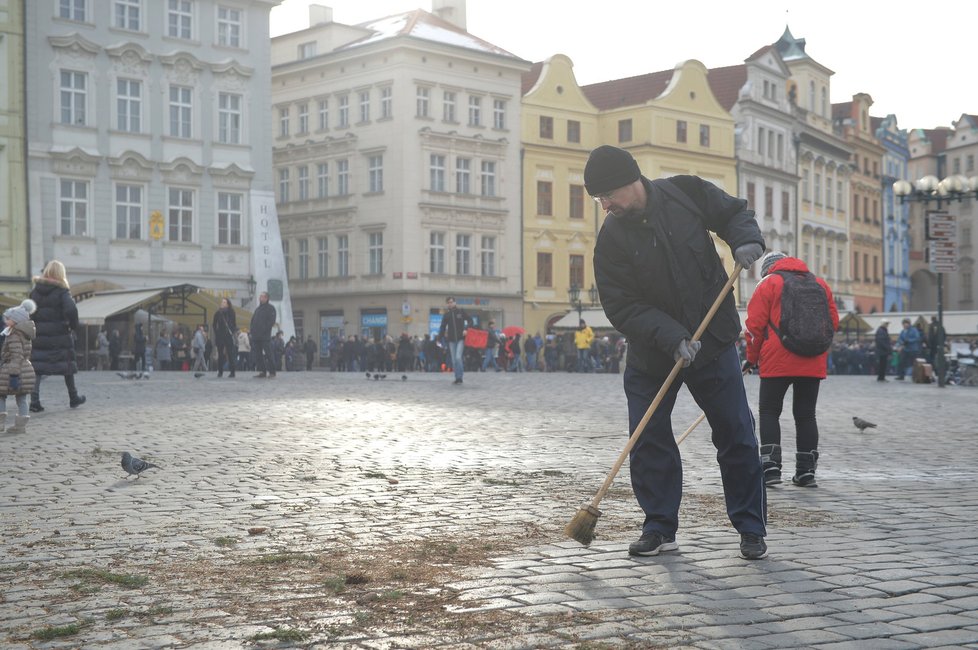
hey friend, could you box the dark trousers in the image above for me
[758,376,821,454]
[624,344,766,538]
[216,341,236,375]
[254,339,274,375]
[876,352,889,380]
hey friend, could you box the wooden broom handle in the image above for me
[588,263,744,509]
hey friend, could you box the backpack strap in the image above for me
[652,178,705,221]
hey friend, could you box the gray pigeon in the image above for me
[852,416,877,432]
[122,452,160,479]
[117,371,135,379]
[194,372,205,378]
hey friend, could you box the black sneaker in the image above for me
[453,378,463,384]
[628,532,677,557]
[792,471,817,488]
[740,533,768,560]
[30,402,44,413]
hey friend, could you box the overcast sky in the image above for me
[270,0,977,132]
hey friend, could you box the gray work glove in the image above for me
[673,339,702,368]
[734,243,764,268]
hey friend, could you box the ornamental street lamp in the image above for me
[568,283,600,321]
[893,175,978,387]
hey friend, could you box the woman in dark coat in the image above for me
[29,260,86,411]
[212,298,237,378]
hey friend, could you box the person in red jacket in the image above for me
[745,252,839,487]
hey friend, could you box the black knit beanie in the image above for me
[584,145,641,195]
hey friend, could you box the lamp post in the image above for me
[893,174,978,387]
[568,283,600,321]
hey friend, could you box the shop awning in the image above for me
[551,308,615,330]
[76,289,166,326]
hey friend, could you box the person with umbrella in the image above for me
[438,296,470,385]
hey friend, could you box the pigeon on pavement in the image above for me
[194,372,205,378]
[121,452,160,479]
[117,371,135,379]
[852,416,877,432]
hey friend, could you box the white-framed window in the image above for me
[59,0,86,22]
[217,191,242,245]
[337,234,349,276]
[116,78,141,132]
[278,168,290,202]
[216,6,241,47]
[368,155,383,193]
[298,238,309,280]
[468,95,481,126]
[318,99,328,130]
[218,92,241,144]
[298,41,317,59]
[317,236,329,277]
[278,106,289,137]
[492,98,506,129]
[114,183,142,239]
[114,0,141,31]
[456,158,470,194]
[358,90,370,123]
[168,85,192,138]
[456,233,471,275]
[167,0,193,39]
[60,70,86,125]
[317,163,329,198]
[480,161,496,197]
[368,232,383,275]
[380,87,393,119]
[297,165,309,201]
[337,95,349,128]
[430,154,446,192]
[429,231,445,274]
[167,187,194,242]
[298,103,309,134]
[443,91,456,122]
[416,86,430,117]
[59,179,88,236]
[481,236,496,276]
[337,159,349,195]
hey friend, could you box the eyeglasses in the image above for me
[591,188,620,203]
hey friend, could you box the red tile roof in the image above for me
[706,64,747,112]
[580,69,675,110]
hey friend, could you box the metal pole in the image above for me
[936,272,946,387]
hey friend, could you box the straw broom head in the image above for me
[564,505,601,546]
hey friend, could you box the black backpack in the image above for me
[769,270,834,357]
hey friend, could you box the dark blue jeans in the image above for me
[254,339,274,375]
[623,344,766,538]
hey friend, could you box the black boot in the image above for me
[760,444,782,486]
[66,375,86,408]
[792,451,819,487]
[30,392,44,413]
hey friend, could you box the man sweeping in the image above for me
[589,145,769,560]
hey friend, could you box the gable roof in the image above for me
[522,61,543,96]
[581,69,674,110]
[706,64,747,112]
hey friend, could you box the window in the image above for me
[618,119,632,143]
[852,252,860,281]
[358,90,370,123]
[481,236,496,276]
[456,158,471,194]
[278,106,289,136]
[429,232,445,274]
[569,185,585,219]
[539,115,553,139]
[746,182,755,209]
[699,124,710,147]
[781,190,790,222]
[757,127,765,154]
[764,186,773,218]
[492,99,505,129]
[968,154,975,172]
[380,87,392,119]
[217,191,242,245]
[59,0,86,21]
[443,91,456,122]
[430,154,446,192]
[298,239,309,280]
[676,120,687,143]
[318,99,328,130]
[115,0,141,30]
[169,85,192,138]
[167,187,193,242]
[468,96,481,126]
[317,163,329,198]
[217,6,241,47]
[456,234,471,275]
[60,179,88,236]
[60,70,86,125]
[777,133,784,161]
[569,254,584,290]
[116,78,141,132]
[167,0,192,39]
[278,168,289,202]
[297,103,308,133]
[336,159,349,195]
[297,165,309,200]
[368,155,383,193]
[115,183,142,239]
[537,181,553,216]
[480,161,496,197]
[814,173,822,206]
[298,41,317,59]
[218,92,241,144]
[826,175,834,209]
[368,232,383,274]
[317,237,329,277]
[863,253,869,282]
[337,234,349,276]
[416,86,430,117]
[836,181,843,211]
[863,197,870,223]
[567,120,580,143]
[802,169,810,201]
[337,95,349,128]
[874,255,880,283]
[536,252,552,287]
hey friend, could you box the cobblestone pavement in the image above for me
[2,368,978,648]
